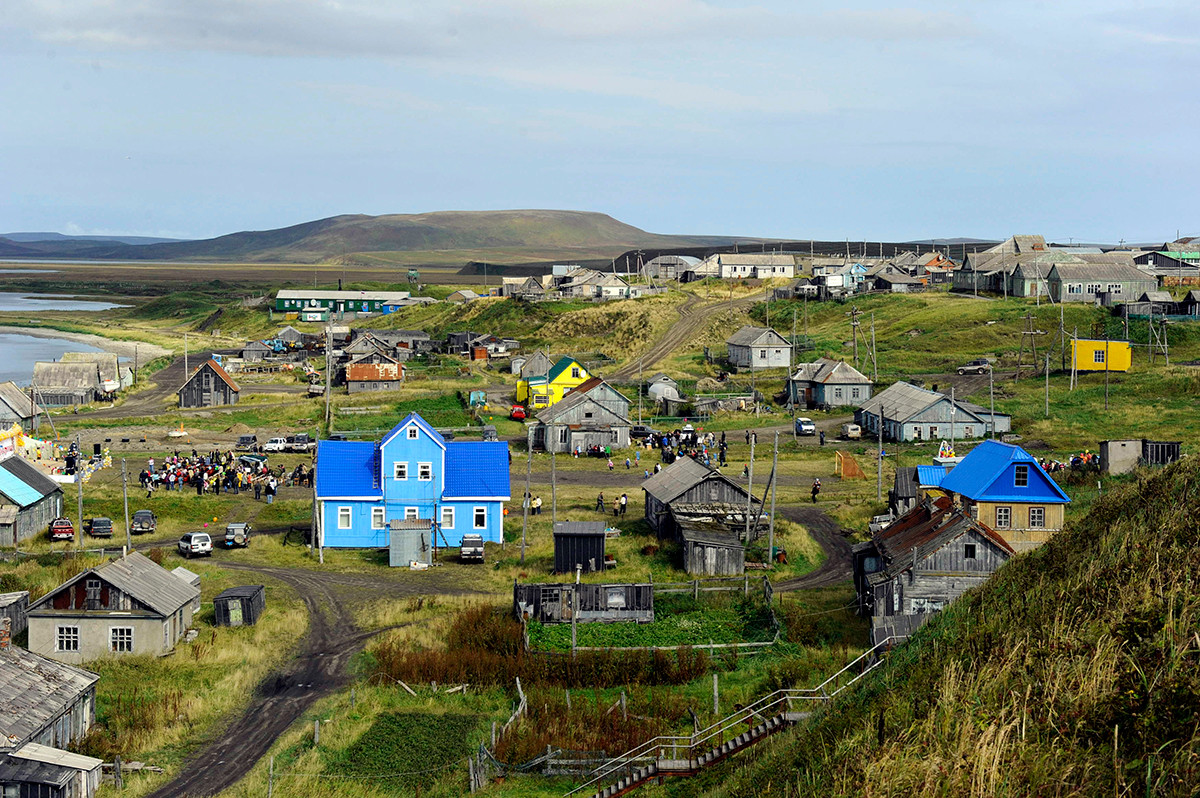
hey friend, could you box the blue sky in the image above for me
[1,1,1196,243]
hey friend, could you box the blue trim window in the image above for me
[1014,464,1029,487]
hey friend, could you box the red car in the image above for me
[510,406,527,421]
[49,517,75,541]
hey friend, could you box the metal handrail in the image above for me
[565,636,907,796]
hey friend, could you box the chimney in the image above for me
[0,617,11,650]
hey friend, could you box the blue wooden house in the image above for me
[314,413,510,549]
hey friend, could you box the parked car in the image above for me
[630,424,660,440]
[841,423,862,440]
[85,517,113,538]
[481,425,499,442]
[957,359,992,375]
[178,531,213,558]
[223,522,252,548]
[49,517,74,541]
[263,437,289,452]
[290,433,315,452]
[510,406,527,421]
[235,434,259,451]
[130,509,157,535]
[460,534,485,563]
[794,417,817,436]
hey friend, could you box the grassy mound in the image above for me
[702,456,1200,797]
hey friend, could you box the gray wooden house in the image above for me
[1047,262,1158,305]
[513,582,654,624]
[389,518,434,568]
[60,352,130,392]
[788,358,873,409]
[553,521,607,574]
[641,457,756,540]
[0,455,64,548]
[27,552,200,665]
[0,382,41,432]
[177,359,240,408]
[518,350,554,380]
[725,326,792,370]
[0,591,29,637]
[854,496,1014,645]
[680,526,745,576]
[0,625,103,798]
[527,377,632,453]
[31,362,100,407]
[241,340,274,362]
[856,381,1011,443]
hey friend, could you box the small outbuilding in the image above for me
[0,455,65,548]
[553,521,607,574]
[241,341,273,362]
[680,527,745,576]
[513,582,654,624]
[0,591,29,637]
[725,326,792,370]
[212,585,266,627]
[177,359,240,408]
[1100,439,1183,474]
[170,567,202,613]
[388,518,434,568]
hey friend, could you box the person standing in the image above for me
[811,478,821,503]
[619,493,628,516]
[819,430,826,446]
[266,476,277,505]
[254,477,262,501]
[612,497,620,517]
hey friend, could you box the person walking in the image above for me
[532,496,542,515]
[607,458,614,472]
[612,497,620,517]
[624,457,631,470]
[596,492,606,512]
[619,493,628,516]
[811,478,821,503]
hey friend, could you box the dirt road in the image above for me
[145,560,478,798]
[774,505,853,591]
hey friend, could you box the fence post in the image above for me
[712,673,719,715]
[693,579,699,600]
[313,719,320,747]
[491,721,497,748]
[621,691,627,720]
[744,573,749,596]
[267,756,274,798]
[565,689,571,711]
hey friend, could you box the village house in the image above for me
[930,440,1071,553]
[788,358,872,409]
[853,496,1015,644]
[30,362,101,407]
[856,381,1011,443]
[812,261,869,295]
[240,340,274,362]
[345,356,406,394]
[314,412,510,549]
[726,325,792,370]
[0,454,64,548]
[27,552,200,665]
[177,359,240,408]
[1069,339,1132,372]
[0,619,104,798]
[641,457,754,540]
[0,382,41,432]
[1047,262,1158,305]
[516,350,554,380]
[60,352,131,392]
[1134,251,1200,287]
[694,253,796,280]
[445,289,481,304]
[274,289,414,316]
[644,255,700,281]
[526,377,632,453]
[516,356,590,409]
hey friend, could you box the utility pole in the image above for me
[846,306,863,369]
[551,447,557,527]
[324,325,332,432]
[743,435,756,542]
[521,444,531,565]
[989,367,995,438]
[184,332,188,379]
[950,387,956,454]
[75,434,83,549]
[767,432,779,567]
[877,406,884,502]
[122,459,130,551]
[870,312,878,382]
[638,356,643,425]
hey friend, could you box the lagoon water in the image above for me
[0,293,127,312]
[0,333,108,386]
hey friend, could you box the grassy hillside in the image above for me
[694,456,1200,797]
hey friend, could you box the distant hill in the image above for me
[0,210,731,265]
[1,232,186,245]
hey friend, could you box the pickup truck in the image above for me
[85,517,113,538]
[131,509,157,535]
[49,517,74,541]
[263,437,289,452]
[460,534,485,563]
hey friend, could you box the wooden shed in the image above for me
[641,457,755,540]
[680,527,745,576]
[177,359,240,408]
[212,585,266,627]
[171,567,202,613]
[553,521,607,574]
[388,518,433,568]
[513,582,653,624]
[0,591,29,637]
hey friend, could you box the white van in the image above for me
[841,423,862,440]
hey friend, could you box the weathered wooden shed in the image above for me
[388,518,434,568]
[680,527,745,576]
[641,457,755,540]
[240,340,273,362]
[0,455,65,548]
[177,359,240,408]
[30,361,100,406]
[513,582,653,624]
[0,381,41,432]
[170,566,202,613]
[0,590,29,637]
[553,521,607,574]
[212,585,266,627]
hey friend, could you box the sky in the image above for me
[1,1,1196,243]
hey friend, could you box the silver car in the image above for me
[178,531,213,558]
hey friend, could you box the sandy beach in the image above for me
[0,325,172,362]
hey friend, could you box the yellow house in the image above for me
[516,356,590,409]
[1070,339,1131,372]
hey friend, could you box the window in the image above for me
[571,367,581,378]
[558,427,569,443]
[405,507,419,520]
[1029,507,1045,528]
[584,411,593,419]
[1086,283,1101,294]
[56,626,79,653]
[110,627,133,653]
[338,507,352,529]
[610,429,620,442]
[964,425,974,437]
[418,462,433,481]
[407,426,419,439]
[441,507,455,529]
[995,506,1011,529]
[852,388,861,400]
[474,507,487,529]
[1093,350,1105,364]
[929,426,939,439]
[834,387,843,400]
[964,543,977,560]
[759,349,767,358]
[605,587,627,609]
[86,578,101,610]
[371,507,385,529]
[1067,283,1082,295]
[393,462,408,480]
[1108,284,1122,294]
[1014,464,1029,487]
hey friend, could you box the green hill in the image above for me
[696,456,1200,797]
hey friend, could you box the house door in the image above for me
[228,600,244,627]
[202,371,213,405]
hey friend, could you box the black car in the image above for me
[630,425,660,440]
[85,517,113,538]
[131,509,157,535]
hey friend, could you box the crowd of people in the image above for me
[137,449,311,502]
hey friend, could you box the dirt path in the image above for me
[610,291,759,380]
[145,560,478,798]
[774,505,853,591]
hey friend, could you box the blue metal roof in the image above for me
[315,440,381,498]
[939,440,1070,503]
[444,442,510,499]
[380,412,446,449]
[0,465,44,507]
[915,464,947,487]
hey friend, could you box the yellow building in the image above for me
[516,357,590,409]
[1070,339,1131,372]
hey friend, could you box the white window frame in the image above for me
[407,426,419,440]
[995,506,1011,529]
[473,506,487,529]
[371,507,385,530]
[405,506,419,520]
[1014,464,1029,487]
[441,507,455,530]
[1029,506,1045,528]
[1093,350,1105,364]
[393,462,408,480]
[1067,283,1082,295]
[418,462,433,481]
[56,625,79,653]
[337,507,352,529]
[110,626,134,653]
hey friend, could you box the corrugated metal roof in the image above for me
[10,742,102,772]
[0,466,45,508]
[547,356,584,384]
[346,362,405,381]
[83,552,200,617]
[641,457,715,504]
[791,358,871,385]
[1,457,61,501]
[60,352,119,384]
[0,751,74,786]
[553,521,607,537]
[872,496,1014,582]
[0,592,27,609]
[915,464,947,487]
[856,381,940,420]
[0,382,40,419]
[726,325,789,347]
[1048,262,1153,282]
[444,442,510,499]
[0,646,98,749]
[214,585,264,600]
[893,467,917,499]
[938,440,1070,503]
[31,362,99,391]
[315,440,380,498]
[277,289,410,301]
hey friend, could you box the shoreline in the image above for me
[0,325,172,362]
